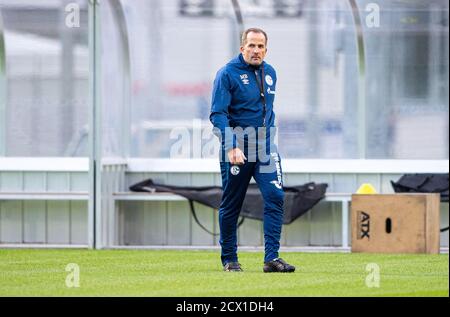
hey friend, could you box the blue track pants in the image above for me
[219,152,284,264]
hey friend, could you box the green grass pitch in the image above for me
[0,249,447,297]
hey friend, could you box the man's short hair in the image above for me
[241,28,268,46]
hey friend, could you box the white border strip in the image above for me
[0,245,445,253]
[107,245,449,254]
[283,159,450,174]
[1,158,448,174]
[126,159,449,174]
[127,159,220,173]
[108,245,352,253]
[0,158,89,172]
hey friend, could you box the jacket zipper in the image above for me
[254,70,266,127]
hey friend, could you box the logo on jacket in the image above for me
[240,74,249,85]
[270,180,282,190]
[230,165,240,176]
[265,75,273,86]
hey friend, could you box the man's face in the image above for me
[240,32,267,66]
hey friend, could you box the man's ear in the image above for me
[240,46,244,53]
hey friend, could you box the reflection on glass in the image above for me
[5,0,443,159]
[105,0,447,159]
[362,0,449,159]
[0,0,89,157]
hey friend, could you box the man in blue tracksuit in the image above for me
[210,28,295,273]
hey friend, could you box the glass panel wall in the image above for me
[104,0,448,160]
[3,0,446,159]
[0,0,89,157]
[363,0,449,159]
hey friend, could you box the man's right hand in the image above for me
[228,148,247,165]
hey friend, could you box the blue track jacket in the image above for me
[210,54,277,154]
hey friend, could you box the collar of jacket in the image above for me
[238,53,266,71]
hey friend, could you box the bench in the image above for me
[113,192,352,248]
